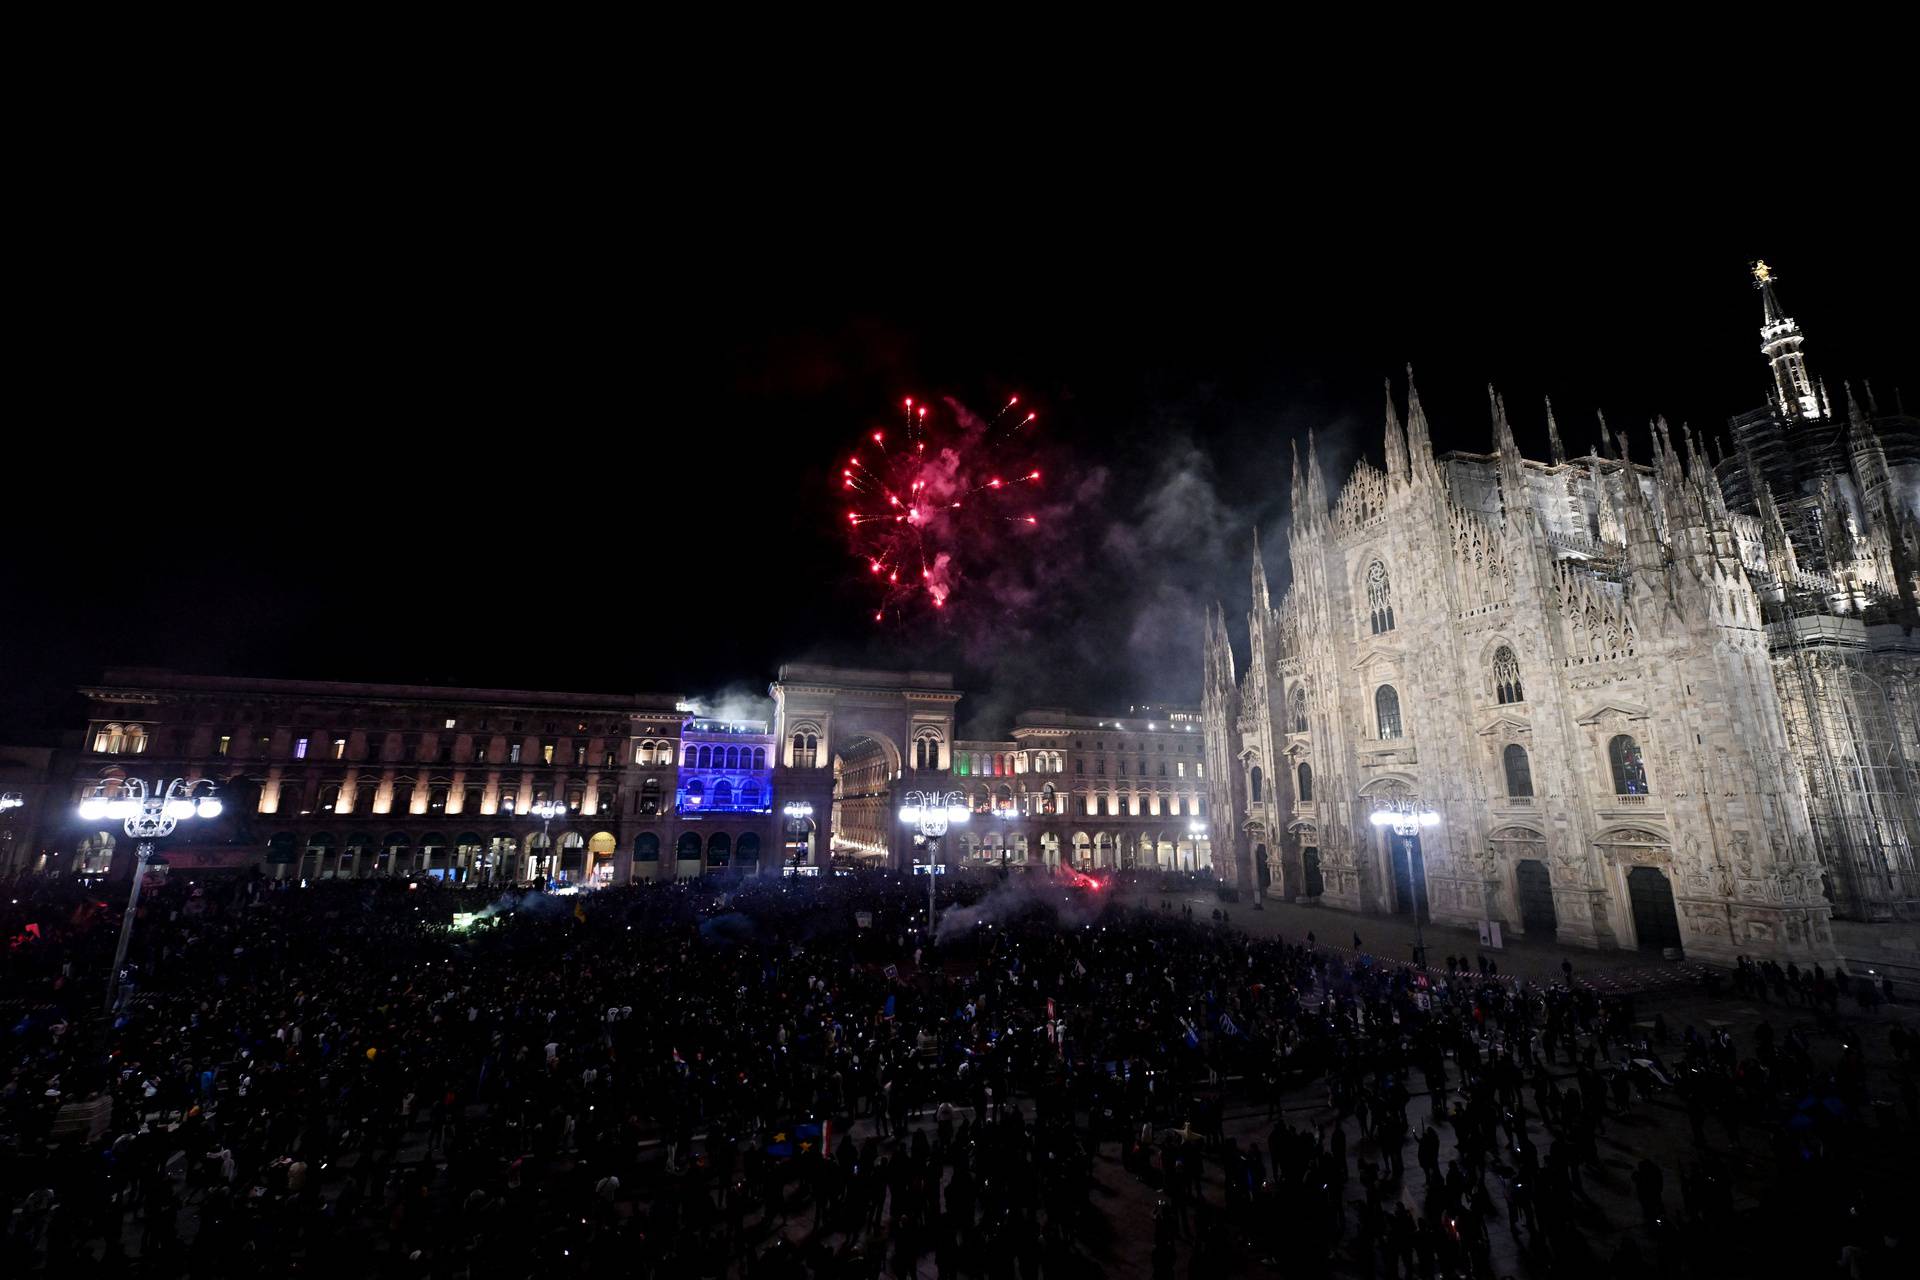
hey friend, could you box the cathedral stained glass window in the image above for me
[1503,744,1534,797]
[1366,561,1394,634]
[1375,685,1402,739]
[1609,735,1648,795]
[1493,646,1524,704]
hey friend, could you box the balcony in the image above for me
[1595,792,1661,819]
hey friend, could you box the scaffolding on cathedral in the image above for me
[1762,569,1920,922]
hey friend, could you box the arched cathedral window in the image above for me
[1492,646,1524,704]
[1502,744,1533,797]
[1249,766,1263,802]
[1609,735,1648,795]
[1374,685,1402,739]
[1366,561,1394,635]
[1297,761,1313,802]
[1289,685,1308,733]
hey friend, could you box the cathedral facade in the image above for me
[1203,269,1920,963]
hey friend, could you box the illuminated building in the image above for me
[1204,266,1919,964]
[58,665,1215,882]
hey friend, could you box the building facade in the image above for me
[48,665,1212,882]
[1203,268,1920,963]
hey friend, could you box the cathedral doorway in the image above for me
[1515,859,1557,939]
[1388,833,1429,921]
[1627,866,1683,952]
[1254,844,1271,897]
[1303,845,1323,898]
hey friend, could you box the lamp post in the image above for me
[1369,794,1440,965]
[529,799,566,885]
[901,789,968,937]
[77,778,221,1013]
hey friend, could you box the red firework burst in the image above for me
[841,395,1041,621]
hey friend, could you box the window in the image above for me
[635,833,660,862]
[1250,766,1264,802]
[125,725,147,754]
[256,735,271,756]
[604,751,616,769]
[332,738,347,759]
[1366,560,1395,634]
[596,789,614,814]
[509,743,523,764]
[1290,685,1309,733]
[463,785,483,814]
[317,782,340,813]
[574,745,587,766]
[1375,685,1402,739]
[1298,762,1313,801]
[713,780,734,808]
[500,790,518,815]
[428,784,450,813]
[542,742,556,765]
[1609,734,1648,795]
[640,779,662,815]
[1177,761,1186,778]
[444,718,456,729]
[566,788,584,812]
[217,735,232,757]
[93,724,121,753]
[1503,744,1534,797]
[1076,759,1084,775]
[473,742,489,764]
[792,732,820,768]
[294,737,309,760]
[1492,646,1524,704]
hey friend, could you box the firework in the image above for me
[841,394,1041,621]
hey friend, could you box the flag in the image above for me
[1353,932,1363,950]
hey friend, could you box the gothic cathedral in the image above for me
[1203,267,1920,964]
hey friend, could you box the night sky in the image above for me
[7,196,1910,744]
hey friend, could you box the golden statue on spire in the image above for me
[1752,259,1774,286]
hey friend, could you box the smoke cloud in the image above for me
[934,872,1103,944]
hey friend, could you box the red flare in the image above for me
[1025,516,1038,524]
[870,561,882,573]
[872,431,884,443]
[1028,470,1040,480]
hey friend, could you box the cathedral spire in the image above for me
[1305,428,1328,515]
[1289,438,1306,525]
[1383,377,1409,483]
[1405,364,1434,476]
[1756,483,1800,580]
[1490,384,1527,518]
[1545,395,1565,465]
[1250,528,1271,614]
[1595,408,1610,460]
[1752,259,1823,422]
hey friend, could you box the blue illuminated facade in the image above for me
[675,717,776,815]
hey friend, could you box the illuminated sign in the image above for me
[783,802,814,817]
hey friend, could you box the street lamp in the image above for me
[529,799,566,885]
[1369,794,1440,964]
[900,789,968,936]
[1187,821,1207,875]
[76,778,221,1013]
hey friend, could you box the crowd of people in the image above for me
[2,865,1914,1277]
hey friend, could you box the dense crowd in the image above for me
[2,866,1915,1277]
